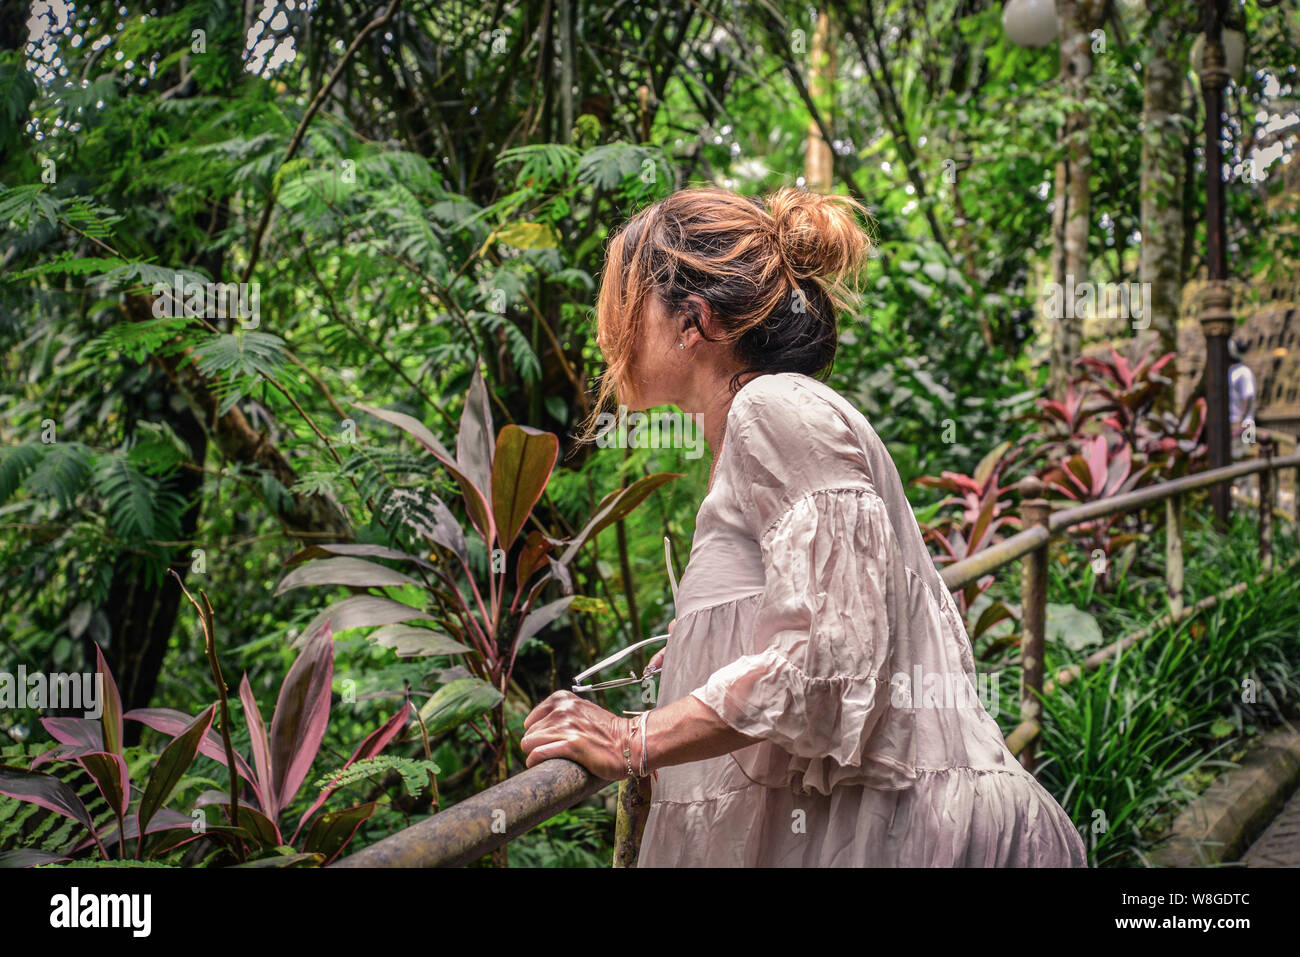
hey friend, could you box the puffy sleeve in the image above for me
[688,385,917,795]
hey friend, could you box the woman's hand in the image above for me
[521,691,627,780]
[644,617,674,676]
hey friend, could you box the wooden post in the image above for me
[1259,437,1275,572]
[1017,477,1050,775]
[612,776,652,867]
[1166,494,1184,619]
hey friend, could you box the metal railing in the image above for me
[332,439,1300,867]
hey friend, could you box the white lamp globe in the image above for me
[1003,0,1058,48]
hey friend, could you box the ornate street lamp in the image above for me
[1197,0,1281,526]
[1003,0,1277,526]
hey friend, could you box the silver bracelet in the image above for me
[638,710,651,778]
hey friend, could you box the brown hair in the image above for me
[581,185,872,439]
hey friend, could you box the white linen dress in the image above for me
[636,372,1088,867]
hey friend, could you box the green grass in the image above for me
[979,498,1300,866]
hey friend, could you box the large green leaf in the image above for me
[94,645,124,757]
[77,752,129,820]
[239,675,274,816]
[516,529,556,588]
[282,542,435,570]
[491,424,558,550]
[274,557,422,596]
[194,795,283,847]
[456,365,496,538]
[418,678,503,735]
[353,402,493,545]
[0,765,97,836]
[511,596,574,664]
[559,472,681,565]
[1046,603,1104,653]
[494,221,558,249]
[366,625,471,658]
[137,704,216,836]
[269,620,334,816]
[303,803,377,864]
[294,596,434,647]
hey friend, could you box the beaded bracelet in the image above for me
[623,717,636,778]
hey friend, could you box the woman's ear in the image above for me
[680,296,713,344]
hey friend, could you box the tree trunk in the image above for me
[1048,0,1105,396]
[1139,3,1192,413]
[102,394,207,733]
[804,9,835,191]
[491,702,510,867]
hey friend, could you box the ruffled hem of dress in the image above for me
[641,763,1089,868]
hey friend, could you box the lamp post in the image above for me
[1198,0,1235,527]
[1197,0,1282,526]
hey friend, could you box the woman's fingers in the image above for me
[523,738,572,768]
[520,724,569,756]
[519,694,625,779]
[523,689,575,731]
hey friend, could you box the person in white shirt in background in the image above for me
[1228,337,1257,452]
[1227,337,1258,505]
[1227,335,1258,460]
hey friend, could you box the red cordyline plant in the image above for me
[1077,341,1176,450]
[277,365,679,792]
[1039,433,1153,586]
[0,588,412,867]
[1031,381,1103,464]
[1135,393,1208,479]
[1032,342,1204,484]
[1029,343,1207,587]
[914,440,1024,642]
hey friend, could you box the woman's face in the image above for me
[613,289,684,411]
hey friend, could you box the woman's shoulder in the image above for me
[728,372,865,453]
[723,373,880,525]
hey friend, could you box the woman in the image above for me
[521,185,1087,867]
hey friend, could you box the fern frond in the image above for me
[475,311,541,385]
[93,456,158,539]
[315,755,440,797]
[26,442,93,509]
[0,443,43,505]
[576,142,657,190]
[83,315,200,364]
[191,330,288,382]
[496,143,581,188]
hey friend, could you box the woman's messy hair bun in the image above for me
[767,186,871,281]
[583,184,873,439]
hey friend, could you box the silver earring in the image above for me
[678,342,685,350]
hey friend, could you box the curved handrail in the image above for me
[334,758,605,868]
